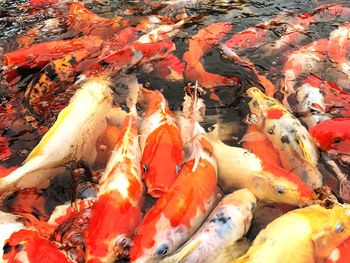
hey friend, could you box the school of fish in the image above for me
[1,0,350,262]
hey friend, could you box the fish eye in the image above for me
[156,244,169,256]
[3,242,11,254]
[332,137,343,144]
[143,164,149,174]
[275,185,285,195]
[335,223,345,233]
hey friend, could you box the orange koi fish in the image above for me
[139,87,183,198]
[242,124,282,167]
[67,2,128,39]
[130,86,219,262]
[219,44,277,96]
[183,22,239,89]
[3,229,72,263]
[3,36,103,69]
[85,78,144,262]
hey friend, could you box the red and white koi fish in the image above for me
[207,125,315,206]
[3,229,72,263]
[326,237,350,263]
[246,87,322,189]
[139,87,183,198]
[327,23,350,80]
[82,41,175,78]
[161,189,256,263]
[0,77,112,199]
[183,22,239,89]
[130,85,219,262]
[85,77,144,263]
[282,38,328,108]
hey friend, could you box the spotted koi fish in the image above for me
[139,87,183,198]
[246,87,322,189]
[0,77,112,200]
[130,85,219,262]
[161,189,256,263]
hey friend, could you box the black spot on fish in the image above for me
[253,100,259,108]
[33,88,39,94]
[280,135,290,144]
[45,64,59,80]
[15,244,24,251]
[69,56,77,65]
[143,164,149,174]
[3,243,11,254]
[210,212,231,225]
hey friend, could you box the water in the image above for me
[1,0,350,261]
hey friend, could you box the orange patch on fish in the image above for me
[267,108,284,120]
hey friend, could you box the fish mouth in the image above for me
[114,235,133,259]
[148,187,166,198]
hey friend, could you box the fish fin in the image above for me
[216,238,250,262]
[240,131,267,143]
[161,239,201,263]
[117,75,140,116]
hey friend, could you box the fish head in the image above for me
[307,203,350,258]
[130,212,182,263]
[310,118,350,165]
[246,87,283,121]
[2,229,68,262]
[252,164,316,206]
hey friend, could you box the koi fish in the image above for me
[3,229,72,263]
[0,211,25,261]
[207,125,315,206]
[3,36,103,69]
[310,118,350,166]
[139,87,183,198]
[282,38,328,108]
[85,77,144,262]
[292,76,330,128]
[246,87,322,189]
[83,41,175,78]
[24,42,103,115]
[183,22,239,89]
[0,77,112,199]
[67,2,128,39]
[161,189,256,263]
[326,237,350,263]
[327,23,350,80]
[150,53,185,82]
[17,18,65,48]
[233,203,350,263]
[130,85,219,262]
[219,44,277,96]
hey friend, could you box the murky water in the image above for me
[1,0,350,261]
